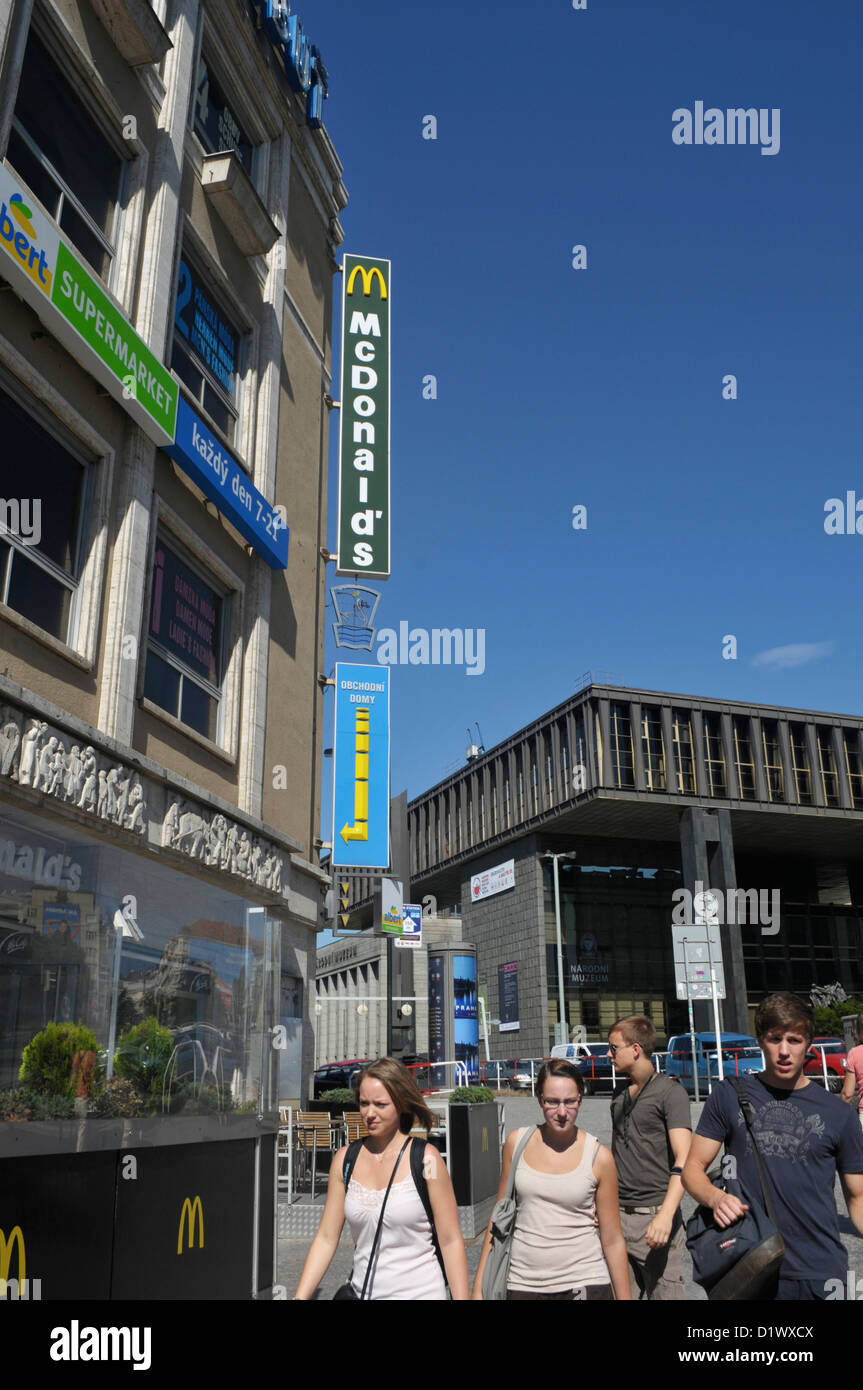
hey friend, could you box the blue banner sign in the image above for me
[331,663,390,869]
[166,396,288,569]
[257,3,328,127]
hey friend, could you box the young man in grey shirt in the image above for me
[607,1014,692,1299]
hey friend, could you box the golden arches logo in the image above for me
[177,1196,204,1254]
[346,265,387,300]
[0,1226,25,1283]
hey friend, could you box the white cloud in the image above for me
[751,641,834,670]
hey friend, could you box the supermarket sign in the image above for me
[0,162,288,569]
[0,161,177,444]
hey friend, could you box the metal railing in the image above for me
[405,1059,469,1095]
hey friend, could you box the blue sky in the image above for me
[311,0,862,842]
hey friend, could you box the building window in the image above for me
[7,30,123,282]
[573,711,588,787]
[490,771,498,835]
[516,752,525,820]
[610,703,635,788]
[672,711,695,794]
[544,730,554,806]
[560,723,570,798]
[172,257,241,443]
[193,53,253,174]
[0,386,87,643]
[702,714,727,797]
[789,725,813,805]
[762,721,784,802]
[816,729,840,807]
[641,708,665,791]
[732,719,756,800]
[503,768,511,829]
[843,734,863,809]
[144,539,227,741]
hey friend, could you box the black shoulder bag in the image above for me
[685,1076,786,1300]
[333,1136,411,1300]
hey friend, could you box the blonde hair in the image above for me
[355,1057,437,1134]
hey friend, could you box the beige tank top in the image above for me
[507,1128,611,1291]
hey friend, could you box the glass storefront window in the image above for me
[0,802,279,1153]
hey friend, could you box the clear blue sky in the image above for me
[312,0,862,849]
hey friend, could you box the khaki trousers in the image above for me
[619,1207,686,1300]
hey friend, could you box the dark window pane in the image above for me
[143,649,181,718]
[59,201,109,281]
[194,56,253,172]
[202,381,231,438]
[14,31,119,242]
[171,343,204,401]
[180,679,216,740]
[5,125,62,219]
[0,387,84,570]
[7,551,70,637]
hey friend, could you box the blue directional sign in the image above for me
[331,663,390,869]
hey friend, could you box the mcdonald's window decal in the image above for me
[336,254,391,578]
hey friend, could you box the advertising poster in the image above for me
[498,961,519,1032]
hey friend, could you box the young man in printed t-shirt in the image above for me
[683,992,863,1300]
[607,1014,692,1299]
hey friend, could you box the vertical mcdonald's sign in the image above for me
[331,663,390,869]
[177,1196,204,1254]
[336,254,390,578]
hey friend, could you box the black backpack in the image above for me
[343,1136,447,1283]
[685,1077,786,1300]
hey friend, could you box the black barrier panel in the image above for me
[448,1102,500,1206]
[0,1149,116,1299]
[111,1138,255,1299]
[257,1133,275,1293]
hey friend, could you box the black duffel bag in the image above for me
[685,1077,786,1300]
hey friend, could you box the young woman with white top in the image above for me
[472,1058,631,1300]
[294,1057,469,1300]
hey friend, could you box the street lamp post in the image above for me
[541,851,578,1047]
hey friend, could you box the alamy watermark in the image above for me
[671,881,780,935]
[0,498,41,547]
[672,103,780,156]
[375,623,485,676]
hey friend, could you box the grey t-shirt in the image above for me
[610,1072,691,1204]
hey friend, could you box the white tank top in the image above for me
[345,1175,446,1300]
[507,1128,611,1291]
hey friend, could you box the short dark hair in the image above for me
[608,1015,657,1054]
[753,992,814,1044]
[537,1058,585,1098]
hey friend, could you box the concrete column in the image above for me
[660,706,675,792]
[720,714,740,800]
[507,748,517,826]
[550,720,562,805]
[584,700,598,789]
[679,807,747,1033]
[777,719,795,804]
[481,762,490,839]
[98,422,155,741]
[690,709,707,800]
[805,723,826,806]
[833,727,852,809]
[630,701,646,791]
[749,716,769,803]
[597,698,612,789]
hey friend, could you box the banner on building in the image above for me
[498,961,519,1032]
[331,663,390,868]
[336,254,390,578]
[470,859,515,903]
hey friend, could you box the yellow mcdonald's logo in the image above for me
[0,1226,25,1283]
[177,1196,204,1254]
[346,264,387,300]
[481,1127,489,1152]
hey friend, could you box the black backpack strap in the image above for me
[728,1077,780,1226]
[410,1138,447,1283]
[342,1137,364,1188]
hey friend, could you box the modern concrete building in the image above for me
[399,682,863,1058]
[0,0,345,1298]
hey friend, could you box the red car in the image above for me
[804,1037,847,1092]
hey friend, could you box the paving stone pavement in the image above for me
[277,1093,863,1301]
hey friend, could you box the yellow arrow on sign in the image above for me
[341,882,349,894]
[340,914,349,927]
[341,704,371,843]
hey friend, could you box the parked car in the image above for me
[482,1059,535,1091]
[549,1042,615,1094]
[312,1058,369,1097]
[665,1032,763,1095]
[804,1037,847,1092]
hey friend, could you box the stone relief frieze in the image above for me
[0,703,285,896]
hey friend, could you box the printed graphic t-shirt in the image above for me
[696,1074,863,1281]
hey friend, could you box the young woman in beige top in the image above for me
[472,1058,631,1300]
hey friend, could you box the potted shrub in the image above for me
[447,1085,500,1207]
[19,1021,101,1107]
[113,1016,174,1110]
